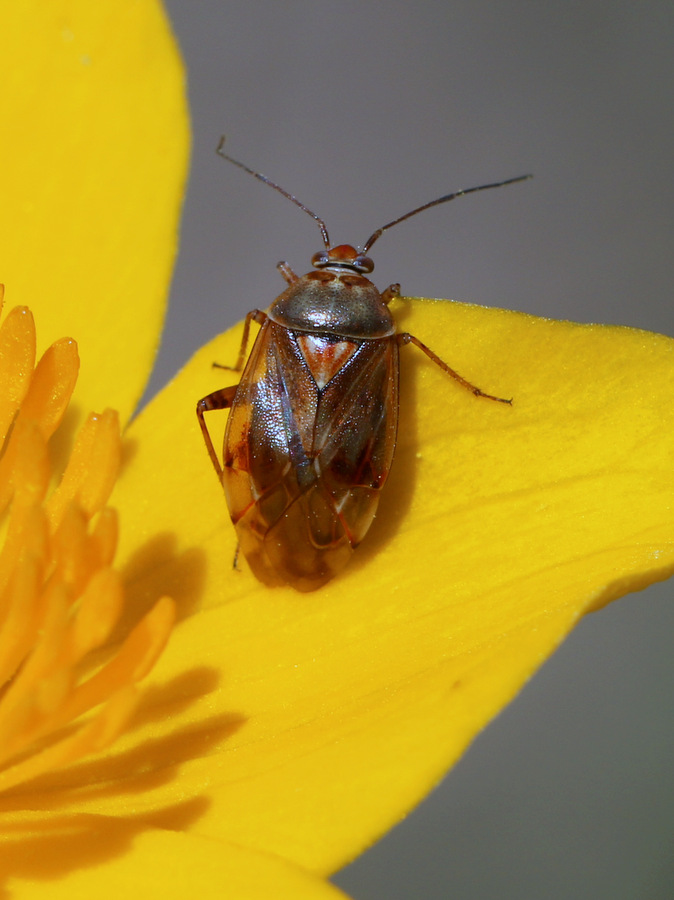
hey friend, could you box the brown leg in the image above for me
[382,283,401,305]
[212,309,267,373]
[196,385,239,478]
[277,261,299,285]
[399,332,512,404]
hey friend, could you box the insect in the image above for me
[197,139,530,592]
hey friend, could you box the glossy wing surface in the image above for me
[223,320,318,523]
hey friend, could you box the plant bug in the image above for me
[197,140,530,592]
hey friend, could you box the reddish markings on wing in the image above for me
[296,334,360,389]
[350,433,383,487]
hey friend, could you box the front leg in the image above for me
[381,283,401,305]
[212,309,267,373]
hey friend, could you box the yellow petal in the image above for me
[0,1,189,422]
[11,300,674,875]
[1,830,352,900]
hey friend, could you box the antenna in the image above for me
[218,138,531,258]
[217,137,331,250]
[361,174,532,254]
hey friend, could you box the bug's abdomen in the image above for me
[222,321,399,591]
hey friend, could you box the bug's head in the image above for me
[311,244,374,275]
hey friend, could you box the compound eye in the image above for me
[353,254,374,274]
[311,250,330,268]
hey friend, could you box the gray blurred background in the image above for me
[158,3,674,897]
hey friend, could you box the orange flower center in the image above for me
[0,289,174,793]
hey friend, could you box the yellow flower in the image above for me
[1,3,673,899]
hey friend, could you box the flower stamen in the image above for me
[0,291,175,794]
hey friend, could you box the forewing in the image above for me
[223,320,318,527]
[314,337,399,544]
